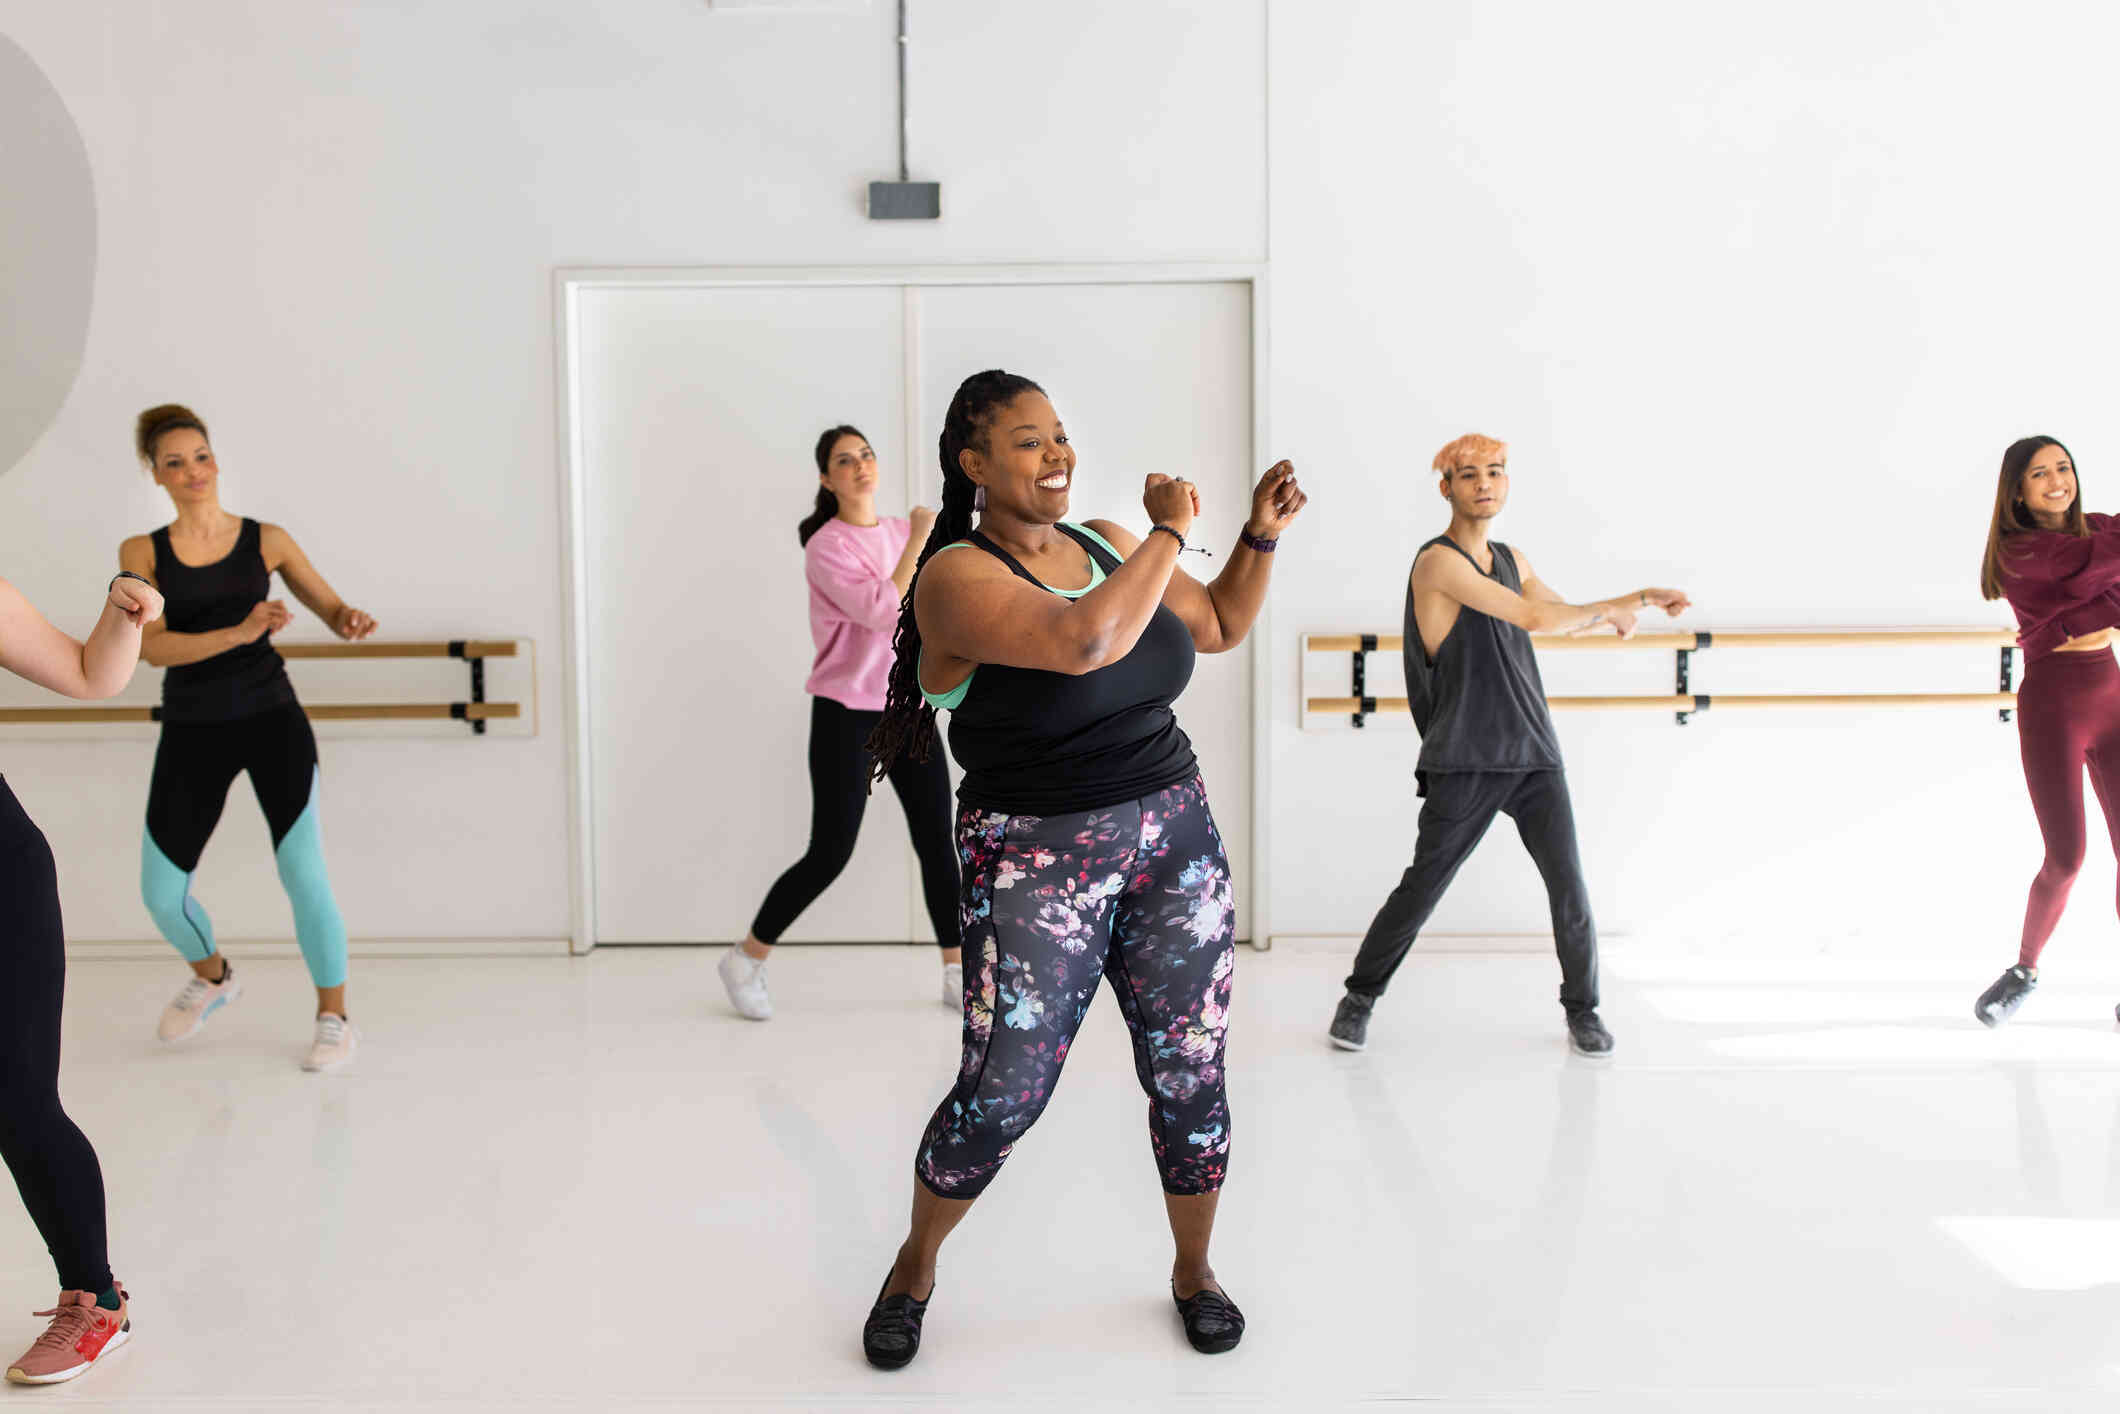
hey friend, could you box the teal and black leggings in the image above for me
[141,703,348,989]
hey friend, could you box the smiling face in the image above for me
[2022,443,2077,527]
[149,426,219,506]
[963,390,1076,520]
[820,433,878,503]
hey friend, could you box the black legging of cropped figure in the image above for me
[750,696,960,946]
[0,779,113,1294]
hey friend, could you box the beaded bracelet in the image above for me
[1148,524,1212,556]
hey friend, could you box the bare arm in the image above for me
[1090,462,1309,655]
[890,509,937,599]
[1419,547,1643,637]
[263,523,375,641]
[1515,549,1690,629]
[0,574,159,700]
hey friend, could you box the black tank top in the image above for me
[946,525,1199,816]
[1404,535,1563,787]
[151,518,298,723]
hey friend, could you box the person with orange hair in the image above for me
[1327,434,1690,1057]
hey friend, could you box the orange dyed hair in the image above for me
[1433,433,1507,474]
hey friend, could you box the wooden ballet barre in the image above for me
[1307,693,2018,715]
[1304,630,2017,653]
[0,703,519,725]
[275,640,518,659]
[1310,627,2025,728]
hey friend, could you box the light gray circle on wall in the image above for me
[0,35,97,479]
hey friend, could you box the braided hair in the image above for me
[865,370,1045,783]
[799,424,867,547]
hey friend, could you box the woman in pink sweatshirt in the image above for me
[1977,435,2120,1025]
[718,426,961,1021]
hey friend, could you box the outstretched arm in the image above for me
[263,523,376,640]
[0,574,163,700]
[1515,550,1689,633]
[1423,548,1659,639]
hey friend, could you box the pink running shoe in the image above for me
[5,1287,130,1385]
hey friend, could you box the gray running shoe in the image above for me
[1328,991,1374,1051]
[1976,965,2036,1028]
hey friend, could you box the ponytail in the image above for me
[800,424,867,547]
[865,370,1043,783]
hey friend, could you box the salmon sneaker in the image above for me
[5,1286,130,1385]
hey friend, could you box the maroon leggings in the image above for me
[2017,649,2120,967]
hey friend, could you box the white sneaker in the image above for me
[717,947,772,1020]
[941,962,963,1009]
[302,1014,359,1073]
[156,969,243,1043]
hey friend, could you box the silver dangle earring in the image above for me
[973,485,987,512]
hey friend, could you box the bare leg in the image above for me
[316,984,347,1019]
[941,946,962,967]
[188,955,227,983]
[1165,1190,1224,1299]
[741,933,771,962]
[885,1182,976,1301]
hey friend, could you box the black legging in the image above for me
[0,778,113,1294]
[751,696,960,947]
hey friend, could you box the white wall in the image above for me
[1266,1,2120,959]
[0,0,1266,944]
[8,0,2108,961]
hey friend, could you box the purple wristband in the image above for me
[1238,528,1279,553]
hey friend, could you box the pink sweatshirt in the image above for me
[803,516,912,710]
[2000,513,2120,662]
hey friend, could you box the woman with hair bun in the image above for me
[118,404,373,1072]
[718,424,962,1021]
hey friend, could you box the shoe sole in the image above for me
[864,1343,919,1371]
[1185,1330,1244,1354]
[1569,1040,1615,1059]
[1327,1033,1366,1052]
[6,1321,130,1384]
[158,983,243,1043]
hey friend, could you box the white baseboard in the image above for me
[1268,933,1623,955]
[66,937,573,961]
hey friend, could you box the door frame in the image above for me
[554,263,1273,954]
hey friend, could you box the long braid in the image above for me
[866,370,1044,784]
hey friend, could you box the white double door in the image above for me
[578,277,1255,944]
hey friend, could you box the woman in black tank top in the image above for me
[853,370,1307,1367]
[118,405,377,1074]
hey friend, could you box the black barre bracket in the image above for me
[448,640,488,734]
[1351,634,1377,728]
[1675,633,1712,725]
[2000,646,2015,724]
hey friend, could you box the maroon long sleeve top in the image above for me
[2001,513,2120,661]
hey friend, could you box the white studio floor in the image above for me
[15,944,2120,1412]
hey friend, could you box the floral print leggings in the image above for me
[916,775,1236,1199]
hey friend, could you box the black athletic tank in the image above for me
[1404,535,1563,787]
[947,525,1199,815]
[151,518,297,723]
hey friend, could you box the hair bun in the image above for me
[135,404,207,461]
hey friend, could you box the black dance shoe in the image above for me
[1172,1282,1246,1354]
[1566,1010,1614,1057]
[1975,965,2037,1028]
[862,1273,931,1370]
[1328,991,1375,1051]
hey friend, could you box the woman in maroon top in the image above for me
[1977,436,2120,1024]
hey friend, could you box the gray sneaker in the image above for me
[1328,992,1374,1051]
